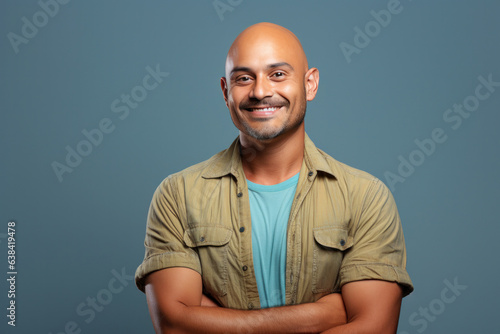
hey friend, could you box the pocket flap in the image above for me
[313,226,353,251]
[184,226,232,247]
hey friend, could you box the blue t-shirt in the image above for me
[247,173,299,308]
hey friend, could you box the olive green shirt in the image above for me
[135,134,413,309]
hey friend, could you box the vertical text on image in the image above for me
[6,221,17,327]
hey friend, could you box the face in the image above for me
[221,31,318,141]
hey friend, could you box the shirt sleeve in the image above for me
[135,176,201,293]
[339,178,414,297]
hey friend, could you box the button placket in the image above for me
[286,166,316,305]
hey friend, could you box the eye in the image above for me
[236,75,252,83]
[272,71,286,79]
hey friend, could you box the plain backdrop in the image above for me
[1,1,499,333]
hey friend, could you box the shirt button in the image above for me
[308,171,313,177]
[200,236,205,242]
[242,265,248,271]
[239,227,245,232]
[237,192,243,197]
[248,302,254,309]
[340,239,345,246]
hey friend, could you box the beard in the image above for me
[235,91,307,140]
[240,106,306,140]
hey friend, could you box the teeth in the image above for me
[251,107,279,111]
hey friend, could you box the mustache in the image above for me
[239,98,289,110]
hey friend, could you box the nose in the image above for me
[249,75,273,100]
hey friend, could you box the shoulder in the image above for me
[318,148,384,189]
[156,145,231,195]
[304,134,380,190]
[314,147,394,213]
[172,150,226,179]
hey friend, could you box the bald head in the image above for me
[220,23,319,142]
[225,22,309,78]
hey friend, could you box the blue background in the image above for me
[1,1,499,333]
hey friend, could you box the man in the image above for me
[135,22,413,333]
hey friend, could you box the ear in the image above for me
[304,68,319,101]
[220,77,229,107]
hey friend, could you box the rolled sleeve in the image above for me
[135,176,201,293]
[340,179,414,297]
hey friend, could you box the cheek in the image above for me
[227,89,244,107]
[277,81,304,102]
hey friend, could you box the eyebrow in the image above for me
[230,62,294,76]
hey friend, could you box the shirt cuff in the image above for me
[340,263,414,297]
[135,251,201,293]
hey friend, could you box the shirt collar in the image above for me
[202,136,242,179]
[201,133,337,179]
[302,133,337,178]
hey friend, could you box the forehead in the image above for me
[225,33,305,75]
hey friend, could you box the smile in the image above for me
[246,106,282,116]
[249,107,280,111]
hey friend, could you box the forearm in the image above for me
[320,322,378,334]
[321,323,356,334]
[320,320,397,334]
[161,297,346,334]
[146,268,346,334]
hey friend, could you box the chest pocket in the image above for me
[312,226,353,294]
[184,225,232,297]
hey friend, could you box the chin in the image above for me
[245,125,287,141]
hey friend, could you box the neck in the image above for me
[240,124,305,185]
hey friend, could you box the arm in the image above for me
[320,280,403,334]
[145,267,347,334]
[317,179,412,333]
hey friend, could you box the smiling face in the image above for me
[221,23,319,141]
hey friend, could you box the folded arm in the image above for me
[320,280,403,334]
[145,267,347,334]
